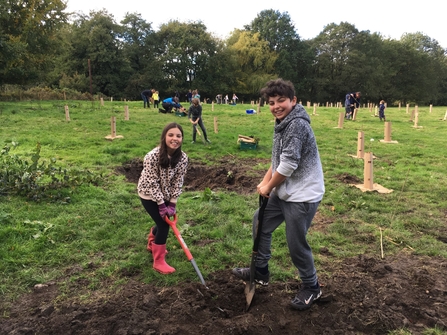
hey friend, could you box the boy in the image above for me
[232,79,325,310]
[345,91,361,119]
[160,96,184,114]
[379,100,386,121]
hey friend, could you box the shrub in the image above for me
[0,142,102,202]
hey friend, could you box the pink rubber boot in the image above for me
[152,244,175,274]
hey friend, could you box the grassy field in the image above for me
[1,99,447,303]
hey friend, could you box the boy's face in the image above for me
[267,95,297,121]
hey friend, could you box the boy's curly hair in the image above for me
[260,78,295,101]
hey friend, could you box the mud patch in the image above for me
[1,254,446,334]
[116,157,270,195]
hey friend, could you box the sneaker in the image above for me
[232,267,269,286]
[290,284,322,310]
[206,139,211,143]
[191,141,195,144]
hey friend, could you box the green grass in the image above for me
[1,99,447,307]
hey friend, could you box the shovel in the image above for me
[245,195,268,311]
[194,125,206,144]
[165,214,208,289]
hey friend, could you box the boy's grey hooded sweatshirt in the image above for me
[272,104,325,203]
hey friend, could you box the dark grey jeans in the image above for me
[252,192,320,286]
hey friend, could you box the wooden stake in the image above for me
[398,102,401,110]
[406,104,409,114]
[352,108,358,121]
[214,117,218,133]
[212,101,214,112]
[335,112,344,129]
[356,131,364,158]
[363,152,374,190]
[384,121,391,142]
[257,103,260,114]
[63,91,66,101]
[443,111,447,121]
[124,105,129,120]
[413,105,421,128]
[429,104,432,113]
[105,116,123,140]
[111,116,117,137]
[380,121,398,144]
[100,97,104,107]
[380,228,384,259]
[64,105,70,121]
[313,103,317,115]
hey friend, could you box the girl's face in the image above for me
[165,127,183,154]
[267,95,297,121]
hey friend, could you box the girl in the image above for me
[153,90,160,109]
[188,98,210,143]
[137,123,188,274]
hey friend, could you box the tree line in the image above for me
[1,1,446,105]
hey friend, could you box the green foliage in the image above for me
[0,142,101,202]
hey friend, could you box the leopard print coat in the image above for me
[137,147,188,204]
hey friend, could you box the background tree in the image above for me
[0,0,67,86]
[57,10,131,98]
[227,30,277,98]
[245,10,314,100]
[120,13,159,99]
[154,20,220,98]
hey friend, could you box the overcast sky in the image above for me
[66,0,446,49]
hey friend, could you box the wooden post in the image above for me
[124,105,129,120]
[352,108,358,121]
[63,91,66,101]
[307,101,311,108]
[406,104,409,114]
[413,105,419,127]
[105,116,123,140]
[410,109,415,122]
[384,122,391,142]
[64,105,70,121]
[429,104,432,113]
[257,103,260,114]
[212,101,214,112]
[251,100,254,107]
[443,110,447,121]
[111,97,113,102]
[111,116,116,138]
[313,103,317,115]
[214,117,218,133]
[380,121,398,144]
[363,152,374,191]
[336,112,344,128]
[398,102,401,110]
[356,131,364,158]
[100,97,104,106]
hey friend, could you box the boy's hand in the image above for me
[257,184,271,198]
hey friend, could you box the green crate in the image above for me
[240,141,257,150]
[175,111,187,117]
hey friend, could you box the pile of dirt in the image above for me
[117,157,270,195]
[1,254,446,334]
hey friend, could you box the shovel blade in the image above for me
[244,281,255,311]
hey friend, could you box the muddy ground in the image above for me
[1,158,446,335]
